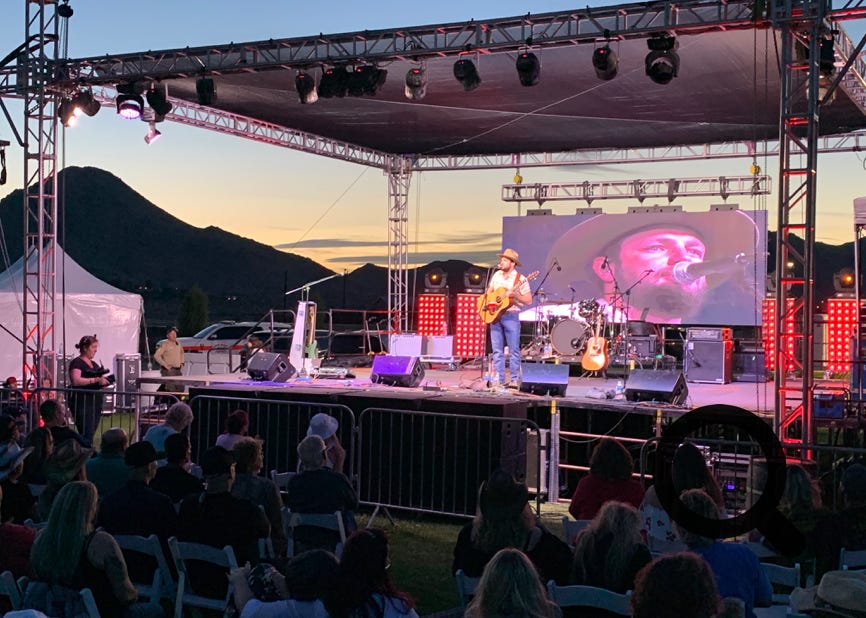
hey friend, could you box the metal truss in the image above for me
[500,175,771,204]
[386,158,411,333]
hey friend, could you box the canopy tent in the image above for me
[0,245,142,383]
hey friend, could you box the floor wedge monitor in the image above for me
[247,352,296,382]
[370,355,425,388]
[624,369,688,405]
[519,362,569,397]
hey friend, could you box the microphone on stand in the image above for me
[671,253,748,284]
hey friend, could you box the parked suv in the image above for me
[157,321,293,353]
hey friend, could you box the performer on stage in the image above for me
[487,249,532,386]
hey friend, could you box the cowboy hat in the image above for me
[306,413,339,440]
[44,439,92,484]
[478,469,529,521]
[498,248,522,267]
[0,443,33,482]
[544,210,760,298]
[790,569,866,617]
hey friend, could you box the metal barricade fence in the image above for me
[356,407,543,518]
[187,395,355,482]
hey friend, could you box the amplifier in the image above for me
[686,327,732,341]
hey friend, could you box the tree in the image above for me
[178,285,209,336]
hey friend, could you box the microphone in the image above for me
[672,253,748,284]
[552,258,562,272]
[601,256,609,270]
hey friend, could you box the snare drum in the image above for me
[550,319,589,356]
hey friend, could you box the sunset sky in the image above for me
[1,1,865,273]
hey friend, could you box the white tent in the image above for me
[0,245,143,383]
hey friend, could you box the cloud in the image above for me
[329,250,497,265]
[276,231,501,251]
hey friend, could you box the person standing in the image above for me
[486,249,532,387]
[154,326,184,397]
[68,334,110,446]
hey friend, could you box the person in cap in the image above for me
[178,446,269,599]
[85,427,129,499]
[305,412,346,473]
[39,398,87,449]
[286,435,358,555]
[543,210,761,325]
[36,438,92,521]
[0,484,37,579]
[452,468,571,585]
[813,462,866,578]
[154,326,184,394]
[485,248,533,387]
[0,442,36,524]
[149,432,203,503]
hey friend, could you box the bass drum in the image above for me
[550,319,589,355]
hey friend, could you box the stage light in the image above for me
[295,72,318,104]
[645,34,679,85]
[71,89,100,117]
[453,58,481,92]
[196,77,216,105]
[348,65,387,96]
[144,121,161,145]
[463,267,485,293]
[115,93,143,120]
[515,51,540,86]
[424,267,447,292]
[834,267,856,294]
[592,45,618,80]
[405,66,427,101]
[57,97,77,127]
[145,84,172,119]
[318,66,349,98]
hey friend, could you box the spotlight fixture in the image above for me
[463,267,485,293]
[834,267,856,294]
[71,89,100,117]
[145,84,172,119]
[144,122,161,145]
[453,58,481,92]
[317,66,349,98]
[645,34,679,85]
[515,51,540,87]
[404,66,427,101]
[592,45,618,80]
[116,93,143,119]
[295,72,318,104]
[424,267,447,292]
[196,77,216,105]
[57,97,77,127]
[348,65,387,97]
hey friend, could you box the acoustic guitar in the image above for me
[581,308,609,371]
[476,271,539,325]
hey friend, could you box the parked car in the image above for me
[156,321,293,354]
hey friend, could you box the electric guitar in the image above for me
[581,308,609,371]
[476,271,539,324]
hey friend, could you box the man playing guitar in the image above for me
[486,248,532,387]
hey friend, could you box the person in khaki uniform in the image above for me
[154,326,184,397]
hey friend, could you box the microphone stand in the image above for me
[611,270,655,379]
[530,261,561,359]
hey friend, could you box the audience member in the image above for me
[453,469,572,585]
[568,438,644,520]
[231,549,338,618]
[0,413,24,449]
[676,488,771,618]
[813,461,866,578]
[21,426,53,485]
[465,547,561,618]
[631,552,722,618]
[0,377,26,425]
[571,501,652,594]
[216,409,250,450]
[640,441,723,548]
[39,398,87,448]
[178,446,269,599]
[143,401,193,463]
[67,334,112,446]
[324,528,418,618]
[37,438,92,520]
[0,443,36,524]
[231,437,286,556]
[0,485,36,578]
[29,481,164,618]
[285,435,358,554]
[305,412,346,474]
[85,427,129,498]
[149,432,203,503]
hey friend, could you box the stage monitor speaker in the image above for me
[684,339,733,384]
[247,352,296,382]
[370,355,425,388]
[519,362,569,397]
[624,369,688,405]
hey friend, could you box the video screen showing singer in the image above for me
[543,211,763,325]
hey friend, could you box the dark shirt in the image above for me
[0,521,36,578]
[0,478,35,524]
[452,521,573,585]
[285,467,359,552]
[813,503,866,577]
[49,425,88,448]
[150,464,204,503]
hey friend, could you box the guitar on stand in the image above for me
[581,308,609,372]
[477,271,539,323]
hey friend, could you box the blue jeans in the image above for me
[490,312,521,383]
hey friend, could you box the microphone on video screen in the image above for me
[552,258,562,272]
[600,256,609,270]
[672,253,748,284]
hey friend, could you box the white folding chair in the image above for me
[168,537,237,618]
[113,533,175,601]
[455,569,481,610]
[19,579,100,618]
[546,581,632,616]
[27,484,46,498]
[0,570,22,610]
[270,469,295,494]
[760,562,800,605]
[282,507,347,558]
[840,547,866,571]
[561,516,592,548]
[22,519,47,531]
[742,539,782,561]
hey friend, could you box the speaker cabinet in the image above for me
[624,369,689,405]
[732,351,768,382]
[684,339,733,384]
[247,352,296,382]
[370,355,425,388]
[519,362,569,396]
